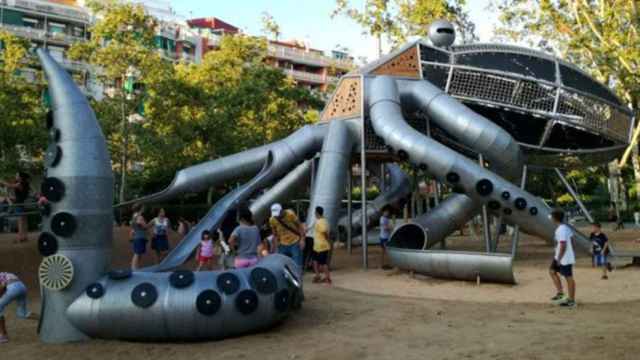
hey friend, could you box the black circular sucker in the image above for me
[476,179,494,196]
[169,270,194,289]
[503,208,512,215]
[397,150,409,161]
[274,289,290,312]
[196,289,222,316]
[446,172,460,184]
[501,191,511,200]
[488,200,501,210]
[514,197,528,210]
[235,289,259,315]
[44,144,62,168]
[49,128,61,142]
[131,282,158,308]
[385,145,394,154]
[217,272,240,295]
[38,232,58,257]
[86,283,104,299]
[46,110,54,129]
[529,207,538,216]
[51,212,76,237]
[41,177,65,202]
[250,267,277,295]
[108,269,132,280]
[419,163,428,171]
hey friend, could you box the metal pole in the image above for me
[554,168,595,223]
[479,154,491,253]
[380,163,386,191]
[361,124,368,270]
[347,163,353,255]
[511,165,528,256]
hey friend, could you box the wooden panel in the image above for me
[321,77,362,122]
[372,46,420,78]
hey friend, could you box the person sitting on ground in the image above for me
[549,209,577,308]
[0,272,34,344]
[0,172,31,243]
[229,207,262,269]
[269,203,305,269]
[590,222,611,280]
[312,206,332,285]
[150,208,171,263]
[195,230,215,271]
[379,206,393,269]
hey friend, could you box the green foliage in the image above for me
[261,12,281,40]
[332,0,476,50]
[0,31,46,178]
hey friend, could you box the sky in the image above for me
[166,0,498,62]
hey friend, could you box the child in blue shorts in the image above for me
[590,222,610,280]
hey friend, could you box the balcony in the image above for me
[4,0,91,22]
[268,44,353,70]
[282,69,326,84]
[0,23,86,44]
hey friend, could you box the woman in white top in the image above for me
[0,272,33,344]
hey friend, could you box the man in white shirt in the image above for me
[548,209,576,308]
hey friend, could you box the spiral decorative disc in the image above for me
[39,254,74,291]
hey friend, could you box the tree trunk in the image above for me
[632,145,640,200]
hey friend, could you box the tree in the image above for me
[331,0,476,56]
[0,31,46,179]
[68,0,168,203]
[493,0,640,207]
[261,12,282,40]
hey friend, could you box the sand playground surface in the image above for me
[2,224,640,359]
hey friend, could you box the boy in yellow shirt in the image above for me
[312,206,331,284]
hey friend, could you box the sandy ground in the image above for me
[2,225,640,359]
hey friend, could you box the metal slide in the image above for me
[337,163,411,244]
[141,152,276,272]
[369,76,592,283]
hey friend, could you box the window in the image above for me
[559,65,621,105]
[72,26,84,38]
[48,22,66,34]
[23,17,41,29]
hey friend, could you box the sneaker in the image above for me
[550,293,565,302]
[560,299,576,308]
[601,275,609,280]
[0,336,8,344]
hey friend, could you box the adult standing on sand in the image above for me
[130,204,150,270]
[149,208,171,263]
[549,209,577,308]
[269,203,305,269]
[0,172,31,243]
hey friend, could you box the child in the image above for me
[312,207,332,284]
[196,230,215,271]
[0,272,33,344]
[590,222,610,280]
[379,206,393,269]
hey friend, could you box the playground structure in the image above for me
[32,20,635,343]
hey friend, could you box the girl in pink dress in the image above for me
[195,230,215,271]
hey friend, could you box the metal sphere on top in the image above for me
[428,19,455,47]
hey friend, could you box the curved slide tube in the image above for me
[67,255,302,341]
[304,120,355,231]
[369,76,591,282]
[37,53,304,343]
[337,163,410,235]
[250,160,313,225]
[37,50,114,343]
[121,124,327,206]
[142,152,276,273]
[387,79,525,247]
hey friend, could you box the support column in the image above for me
[361,128,368,270]
[555,168,594,223]
[347,164,353,255]
[479,154,492,253]
[511,165,528,256]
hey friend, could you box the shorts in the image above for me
[380,237,389,247]
[198,254,213,264]
[151,235,169,252]
[550,259,573,277]
[13,206,24,215]
[312,250,329,265]
[0,281,29,318]
[595,254,608,267]
[132,238,147,255]
[234,256,259,269]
